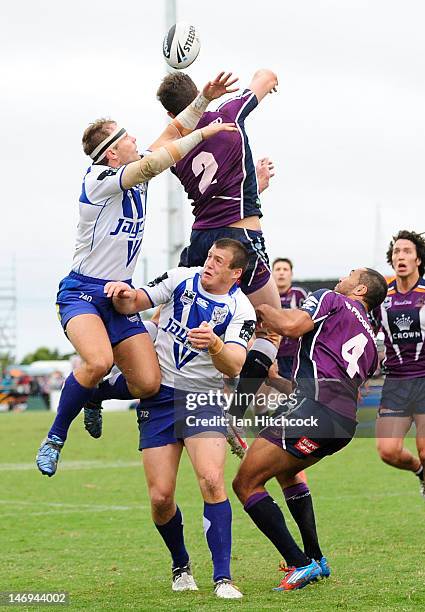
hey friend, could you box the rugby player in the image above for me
[272,258,307,379]
[156,70,281,448]
[36,73,239,476]
[373,230,425,497]
[232,268,387,591]
[105,239,256,599]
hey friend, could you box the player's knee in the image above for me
[133,377,161,399]
[142,373,161,398]
[198,471,225,501]
[149,488,174,515]
[377,443,401,464]
[84,358,113,385]
[254,329,280,349]
[232,473,248,501]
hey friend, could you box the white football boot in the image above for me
[214,579,243,599]
[172,564,198,591]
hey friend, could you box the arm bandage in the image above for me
[121,129,204,189]
[208,336,224,356]
[171,93,210,136]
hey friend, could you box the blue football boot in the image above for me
[36,435,64,476]
[273,559,321,591]
[318,556,331,578]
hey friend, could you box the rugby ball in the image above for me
[163,22,200,69]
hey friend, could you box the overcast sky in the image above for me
[2,0,424,359]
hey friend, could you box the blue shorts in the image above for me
[259,396,356,460]
[56,271,147,347]
[378,376,425,417]
[179,227,271,295]
[136,384,227,450]
[277,355,294,380]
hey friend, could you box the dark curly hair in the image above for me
[386,230,425,277]
[157,73,198,117]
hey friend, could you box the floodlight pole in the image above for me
[0,256,17,363]
[165,0,185,268]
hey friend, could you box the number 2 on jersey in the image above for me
[192,151,218,194]
[341,333,368,378]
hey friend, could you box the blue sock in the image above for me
[155,506,189,569]
[203,499,232,582]
[91,373,134,402]
[48,373,93,441]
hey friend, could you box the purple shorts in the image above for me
[179,226,271,295]
[259,396,356,460]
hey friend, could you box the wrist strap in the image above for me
[208,336,224,356]
[172,93,210,135]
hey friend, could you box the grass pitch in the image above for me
[1,411,424,611]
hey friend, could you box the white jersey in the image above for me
[141,267,256,392]
[71,164,148,280]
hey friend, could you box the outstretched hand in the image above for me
[202,72,239,101]
[201,121,237,140]
[256,157,275,193]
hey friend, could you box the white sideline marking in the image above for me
[0,500,139,511]
[0,499,145,517]
[0,499,199,518]
[0,499,144,517]
[0,510,132,518]
[0,459,141,472]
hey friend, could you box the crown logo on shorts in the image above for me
[394,314,413,331]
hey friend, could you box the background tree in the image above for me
[20,347,74,365]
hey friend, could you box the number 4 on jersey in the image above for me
[341,333,368,378]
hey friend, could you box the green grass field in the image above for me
[1,411,424,611]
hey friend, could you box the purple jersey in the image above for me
[293,289,378,420]
[373,278,425,378]
[277,286,308,358]
[171,90,261,229]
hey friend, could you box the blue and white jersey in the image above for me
[141,267,256,391]
[71,164,148,280]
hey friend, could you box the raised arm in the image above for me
[121,121,237,189]
[249,69,278,103]
[150,71,239,150]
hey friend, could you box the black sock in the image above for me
[154,506,189,569]
[284,483,323,561]
[228,350,273,420]
[415,465,424,481]
[244,492,310,568]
